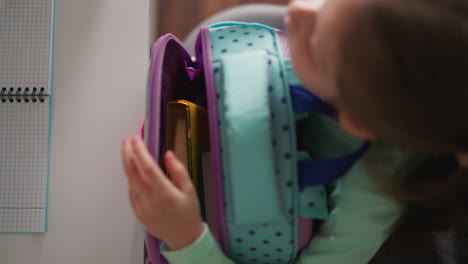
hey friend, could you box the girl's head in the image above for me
[286,0,468,245]
[286,0,468,150]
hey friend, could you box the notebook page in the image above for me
[0,0,54,233]
[0,0,54,94]
[0,97,49,233]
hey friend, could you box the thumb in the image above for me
[164,151,193,192]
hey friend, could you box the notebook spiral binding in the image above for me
[1,87,45,103]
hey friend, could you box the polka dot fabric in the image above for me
[208,23,327,264]
[297,151,329,220]
[210,25,277,57]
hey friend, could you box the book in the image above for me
[199,152,216,233]
[0,0,55,233]
[165,100,209,192]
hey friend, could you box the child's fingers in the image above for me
[164,151,193,192]
[121,138,152,190]
[131,136,173,191]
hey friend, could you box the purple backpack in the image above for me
[143,22,368,264]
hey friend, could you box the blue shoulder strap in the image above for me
[290,85,370,187]
[290,84,336,116]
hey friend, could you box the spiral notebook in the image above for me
[0,0,55,233]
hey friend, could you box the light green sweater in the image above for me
[161,142,405,264]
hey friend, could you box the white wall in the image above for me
[0,0,153,263]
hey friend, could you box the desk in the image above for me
[0,0,153,263]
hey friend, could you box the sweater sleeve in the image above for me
[295,145,403,264]
[161,223,234,264]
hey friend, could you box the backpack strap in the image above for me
[289,83,370,187]
[290,83,335,117]
[284,59,370,186]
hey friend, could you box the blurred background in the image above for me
[156,0,288,39]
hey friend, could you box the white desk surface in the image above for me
[0,0,152,263]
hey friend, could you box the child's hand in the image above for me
[121,136,204,250]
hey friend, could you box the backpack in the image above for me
[143,22,368,264]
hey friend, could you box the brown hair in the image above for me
[337,0,468,249]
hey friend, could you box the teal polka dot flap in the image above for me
[143,22,368,264]
[208,22,338,264]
